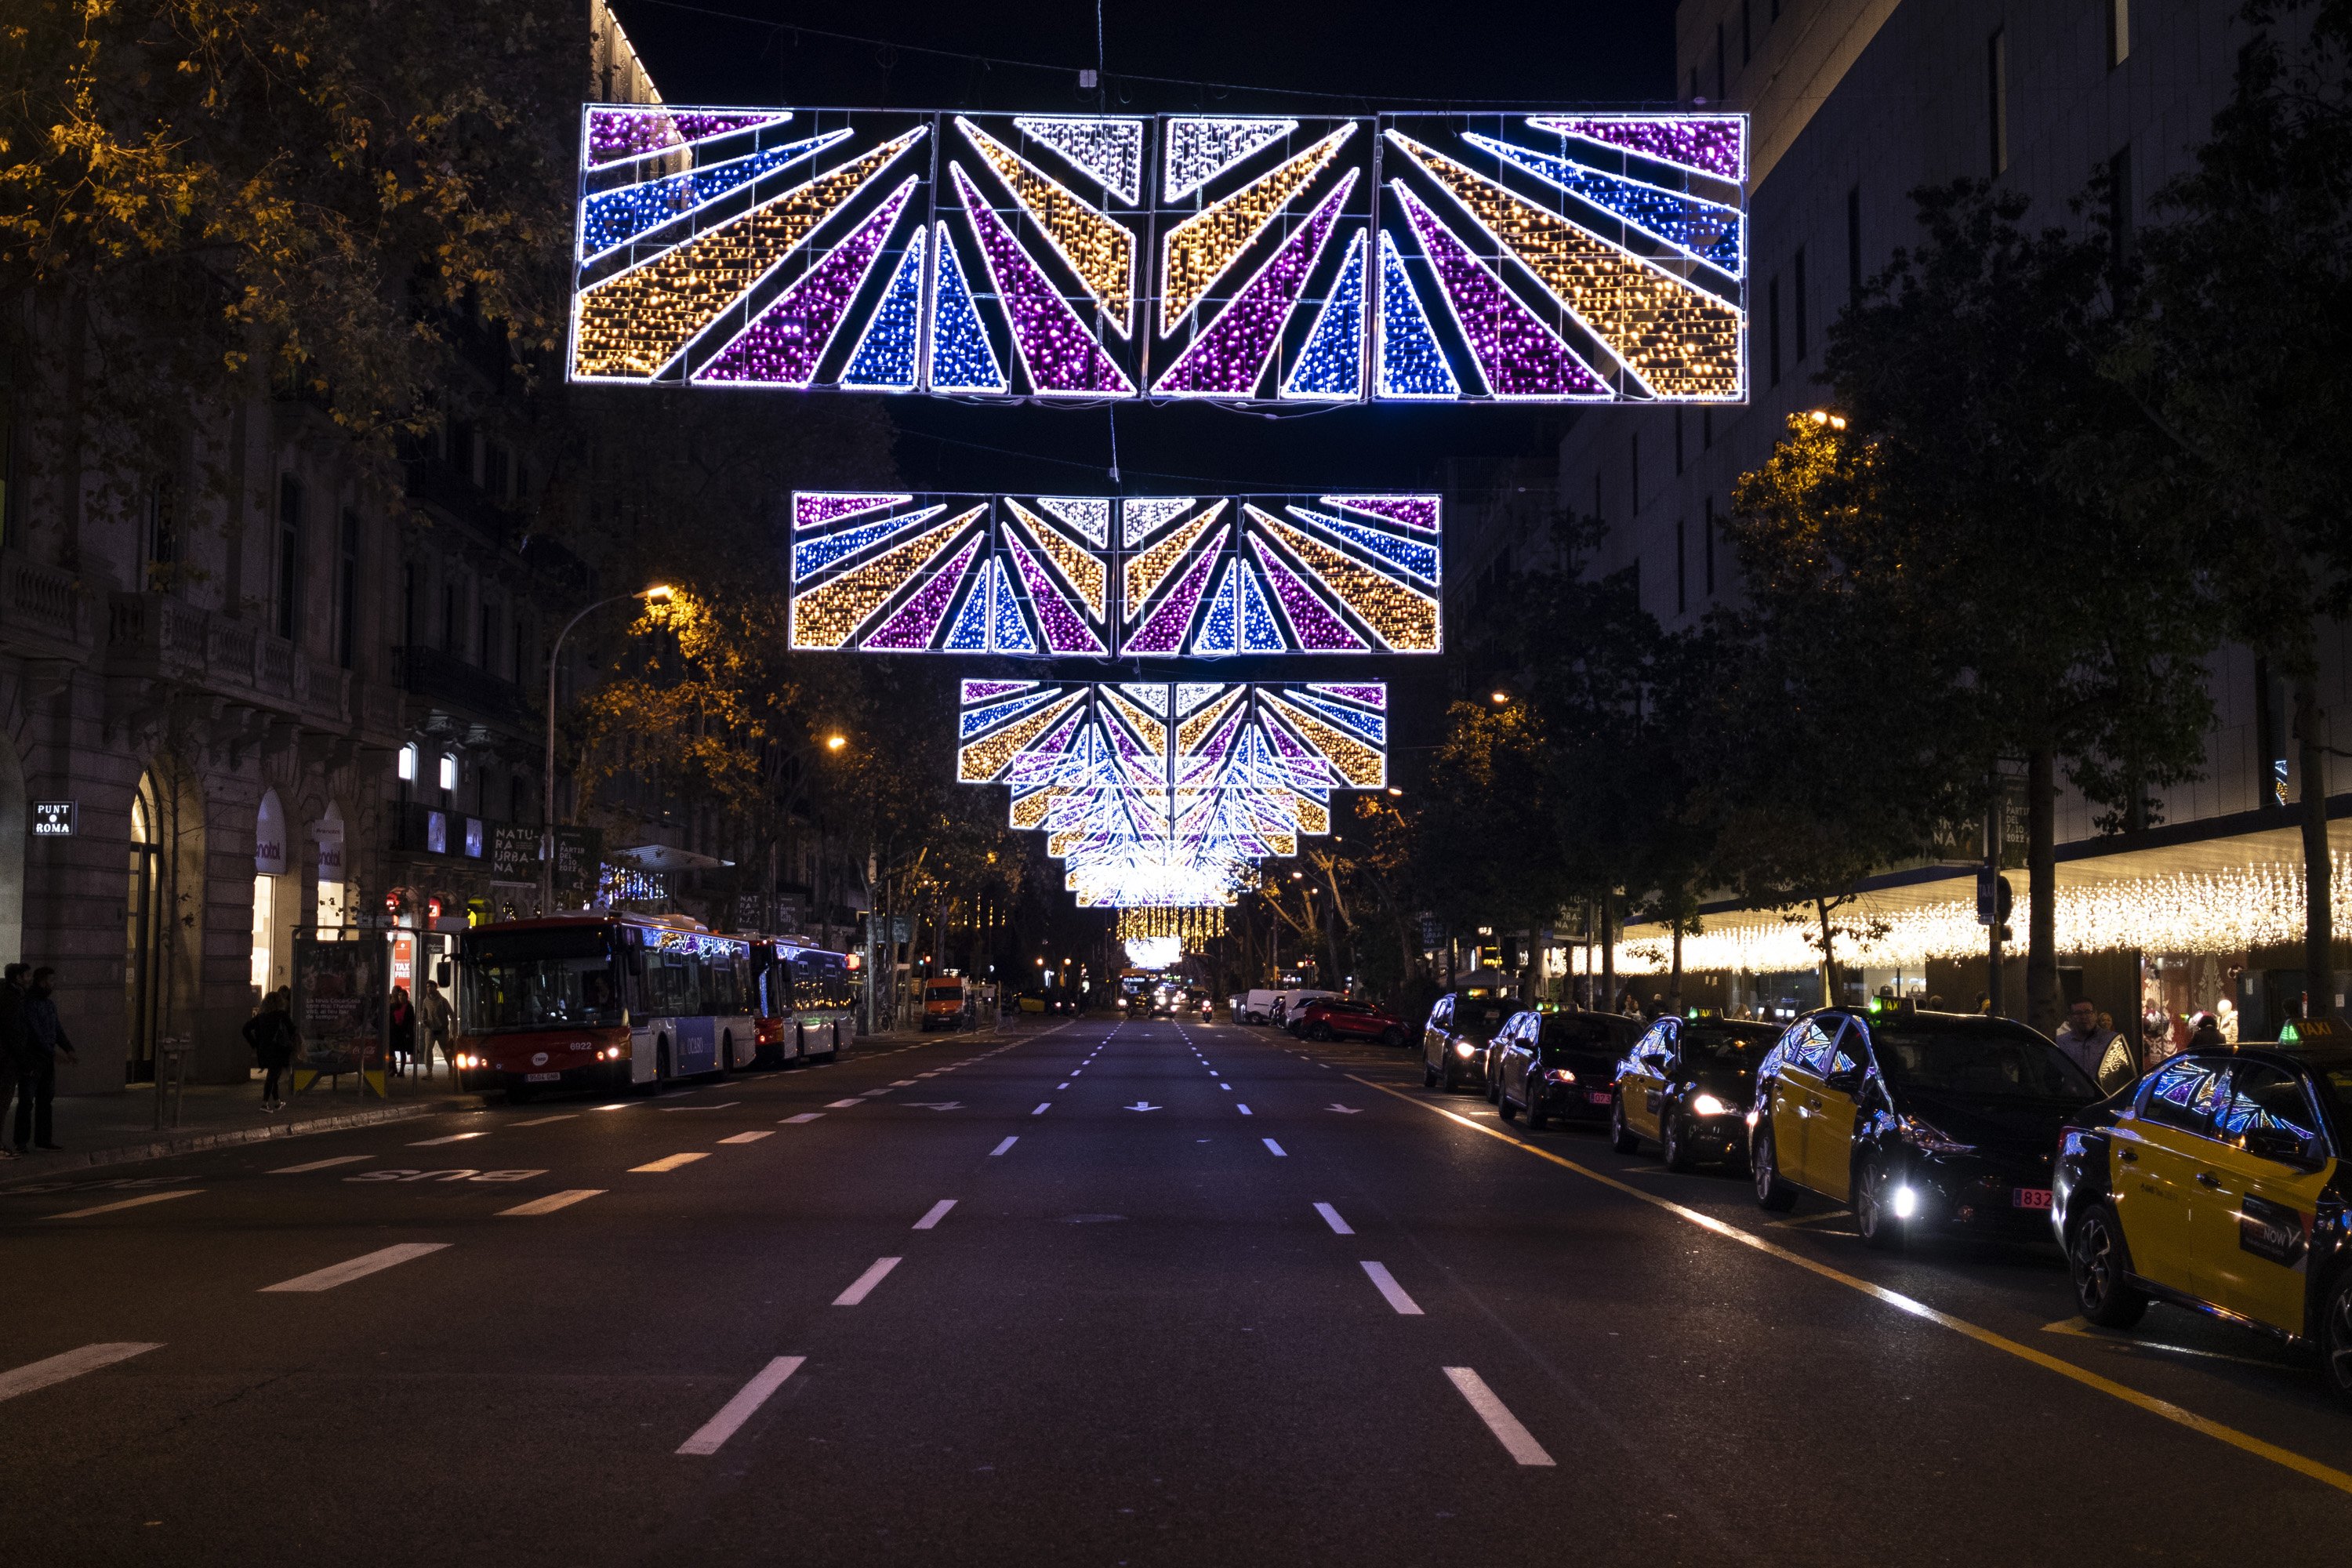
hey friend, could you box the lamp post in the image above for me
[541,584,671,916]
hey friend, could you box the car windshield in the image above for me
[463,928,624,1032]
[1681,1025,1769,1069]
[1454,998,1509,1040]
[1867,1020,2098,1102]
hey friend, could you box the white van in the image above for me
[1272,989,1338,1029]
[1242,989,1280,1025]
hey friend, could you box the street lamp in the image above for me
[1490,690,1510,704]
[826,734,847,751]
[541,584,673,915]
[1386,786,1403,797]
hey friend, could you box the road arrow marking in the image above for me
[1326,1104,1363,1114]
[1124,1102,1161,1112]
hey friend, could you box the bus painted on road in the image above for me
[452,914,755,1101]
[748,939,856,1065]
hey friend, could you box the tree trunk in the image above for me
[2297,677,2336,1021]
[1669,921,1684,1011]
[1816,897,1835,1007]
[2026,745,2060,1035]
[1600,894,1616,1012]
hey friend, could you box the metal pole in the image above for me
[543,591,652,916]
[1986,793,2005,1020]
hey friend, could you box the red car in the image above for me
[1290,998,1411,1046]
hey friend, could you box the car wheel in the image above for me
[1854,1157,1904,1251]
[2323,1272,2352,1407]
[1486,1070,1502,1105]
[2069,1203,2150,1329]
[1423,1062,1439,1089]
[1381,1027,1406,1047]
[1311,1023,1333,1041]
[1660,1111,1693,1173]
[1498,1089,1519,1123]
[1751,1123,1798,1211]
[1609,1094,1640,1155]
[1524,1076,1548,1131]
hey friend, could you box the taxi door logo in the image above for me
[2238,1192,2307,1268]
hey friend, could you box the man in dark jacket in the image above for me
[0,963,27,1160]
[16,966,74,1152]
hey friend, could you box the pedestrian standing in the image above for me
[387,985,417,1076]
[2054,998,2130,1092]
[16,967,76,1152]
[0,964,29,1161]
[419,982,452,1079]
[241,988,297,1112]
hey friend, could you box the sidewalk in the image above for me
[2,1068,479,1181]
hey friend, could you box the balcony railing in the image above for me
[0,550,93,655]
[396,643,532,726]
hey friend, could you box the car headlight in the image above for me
[1542,1067,1577,1084]
[1899,1116,1976,1156]
[1454,1041,1475,1058]
[1690,1091,1731,1116]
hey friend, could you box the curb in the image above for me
[2,1097,479,1184]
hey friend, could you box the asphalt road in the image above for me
[6,1015,2352,1566]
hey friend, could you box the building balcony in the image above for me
[395,643,533,728]
[0,549,94,659]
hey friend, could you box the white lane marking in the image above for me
[1360,1261,1425,1315]
[677,1356,806,1456]
[913,1200,957,1231]
[720,1131,774,1145]
[632,1152,710,1173]
[509,1115,578,1127]
[833,1256,903,1306]
[1236,1105,1252,1116]
[1221,1083,1232,1091]
[1262,1138,1287,1156]
[49,1190,202,1221]
[0,1342,165,1403]
[271,1156,372,1174]
[260,1243,449,1294]
[891,1080,920,1087]
[1444,1367,1555,1465]
[1058,1082,1071,1090]
[596,1102,631,1111]
[1315,1202,1354,1236]
[499,1189,605,1217]
[409,1131,489,1146]
[664,1102,741,1111]
[990,1137,1018,1156]
[782,1113,823,1124]
[826,1099,865,1109]
[1032,1102,1051,1116]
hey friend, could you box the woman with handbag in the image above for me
[242,989,298,1112]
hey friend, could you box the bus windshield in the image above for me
[463,927,625,1032]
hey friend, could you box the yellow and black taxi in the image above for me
[1749,1005,2100,1248]
[1492,1009,1646,1128]
[1609,1015,1780,1170]
[1420,984,1517,1094]
[2053,1029,2352,1402]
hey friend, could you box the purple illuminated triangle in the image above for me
[1321,495,1437,534]
[1006,533,1107,655]
[1248,538,1366,652]
[1126,546,1221,654]
[695,178,916,386]
[1527,116,1744,183]
[1152,172,1356,396]
[1397,187,1606,399]
[587,108,793,168]
[1313,684,1387,708]
[864,534,985,649]
[962,680,1036,702]
[950,165,1135,397]
[797,493,911,530]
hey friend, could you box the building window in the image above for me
[2108,145,2135,265]
[1846,184,1863,300]
[1715,24,1727,101]
[1704,495,1717,597]
[1740,0,1752,66]
[398,742,418,783]
[485,440,511,504]
[2107,0,2130,68]
[439,753,459,793]
[480,601,501,673]
[0,384,16,553]
[1767,275,1782,388]
[336,508,358,670]
[444,581,461,654]
[1987,29,2009,177]
[1675,516,1688,615]
[1793,246,1809,362]
[147,477,179,584]
[276,475,303,641]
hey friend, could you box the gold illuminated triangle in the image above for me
[1159,125,1356,337]
[959,118,1138,338]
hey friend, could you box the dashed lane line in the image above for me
[271,1156,372,1174]
[1262,1138,1287,1157]
[1237,1105,1252,1116]
[833,1256,902,1306]
[1444,1367,1555,1465]
[260,1243,449,1294]
[1033,1103,1052,1116]
[1354,1071,2352,1501]
[677,1356,806,1457]
[720,1131,774,1145]
[990,1137,1018,1156]
[410,1131,489,1146]
[782,1113,824,1124]
[509,1114,578,1127]
[1315,1202,1354,1236]
[1360,1261,1425,1316]
[826,1100,865,1109]
[913,1200,957,1231]
[0,1343,165,1403]
[499,1189,605,1217]
[631,1153,710,1173]
[48,1190,203,1221]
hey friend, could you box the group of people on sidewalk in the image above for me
[0,963,75,1158]
[238,981,453,1112]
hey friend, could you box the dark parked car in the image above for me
[1421,986,1516,1092]
[1491,1010,1648,1127]
[1751,1007,2100,1248]
[1291,998,1410,1046]
[2054,1039,2352,1403]
[1607,1016,1779,1169]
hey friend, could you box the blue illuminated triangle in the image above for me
[987,557,1035,652]
[945,571,992,650]
[840,228,925,391]
[1192,560,1240,655]
[579,132,850,259]
[1240,564,1286,651]
[1375,230,1457,399]
[926,223,1009,393]
[1282,230,1366,401]
[1466,134,1743,274]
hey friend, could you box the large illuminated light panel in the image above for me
[789,492,1440,656]
[568,106,1745,404]
[956,681,1387,907]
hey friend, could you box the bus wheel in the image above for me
[656,1038,672,1088]
[720,1031,735,1073]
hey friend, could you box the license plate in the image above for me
[2013,1187,2053,1210]
[525,1073,561,1083]
[1588,1091,1613,1105]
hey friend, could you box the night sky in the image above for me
[607,0,1682,495]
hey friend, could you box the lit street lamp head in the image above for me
[641,583,676,601]
[826,735,847,751]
